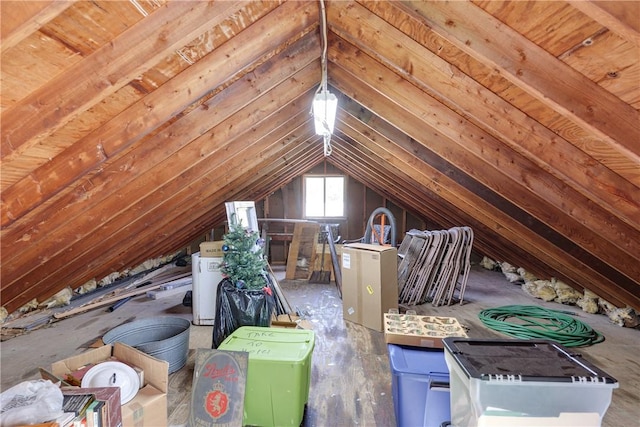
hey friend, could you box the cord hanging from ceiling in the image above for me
[312,0,337,156]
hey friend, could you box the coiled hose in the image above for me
[478,305,604,347]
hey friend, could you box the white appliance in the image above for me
[191,252,224,326]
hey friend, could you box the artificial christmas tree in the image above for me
[212,216,275,348]
[220,220,267,290]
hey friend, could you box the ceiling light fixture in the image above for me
[313,0,337,156]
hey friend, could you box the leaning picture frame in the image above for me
[225,201,259,233]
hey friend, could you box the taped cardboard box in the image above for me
[383,313,467,348]
[341,243,398,332]
[48,342,169,427]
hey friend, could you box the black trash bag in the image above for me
[212,278,275,348]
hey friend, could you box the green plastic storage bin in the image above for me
[218,326,315,427]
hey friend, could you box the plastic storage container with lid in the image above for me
[442,338,618,427]
[217,326,315,427]
[388,344,451,427]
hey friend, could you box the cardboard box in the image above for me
[341,243,398,332]
[49,343,169,427]
[384,313,467,348]
[199,241,224,258]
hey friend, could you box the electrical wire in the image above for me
[318,0,333,157]
[478,305,605,347]
[323,133,332,156]
[317,0,329,95]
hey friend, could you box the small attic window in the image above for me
[304,175,345,218]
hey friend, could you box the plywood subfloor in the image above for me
[1,265,639,426]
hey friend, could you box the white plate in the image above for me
[81,361,139,404]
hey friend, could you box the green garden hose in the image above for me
[478,305,604,347]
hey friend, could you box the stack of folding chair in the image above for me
[397,226,474,306]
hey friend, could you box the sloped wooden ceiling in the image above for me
[1,1,638,314]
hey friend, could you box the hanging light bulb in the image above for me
[313,89,337,136]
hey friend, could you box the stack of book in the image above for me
[59,388,122,427]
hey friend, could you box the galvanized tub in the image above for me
[102,316,191,374]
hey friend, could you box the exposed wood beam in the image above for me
[1,62,319,311]
[152,136,321,267]
[332,149,438,229]
[0,43,319,296]
[1,2,253,159]
[83,123,323,301]
[391,0,639,162]
[115,108,321,280]
[328,139,549,281]
[332,114,636,308]
[77,102,318,301]
[338,99,639,302]
[0,1,318,226]
[328,134,546,275]
[1,1,294,194]
[33,125,319,305]
[330,1,640,228]
[1,29,321,282]
[175,145,322,261]
[568,0,640,46]
[327,34,640,279]
[328,42,638,308]
[0,0,76,53]
[217,137,322,213]
[241,148,323,202]
[338,90,640,283]
[362,1,639,184]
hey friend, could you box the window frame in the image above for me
[302,174,347,220]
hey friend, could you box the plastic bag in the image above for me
[212,278,275,348]
[0,379,63,427]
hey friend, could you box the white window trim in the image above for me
[303,174,346,220]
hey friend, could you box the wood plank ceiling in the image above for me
[1,1,638,314]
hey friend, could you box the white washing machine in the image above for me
[191,252,224,326]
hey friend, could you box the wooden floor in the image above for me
[2,265,639,426]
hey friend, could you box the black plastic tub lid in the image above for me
[443,337,617,384]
